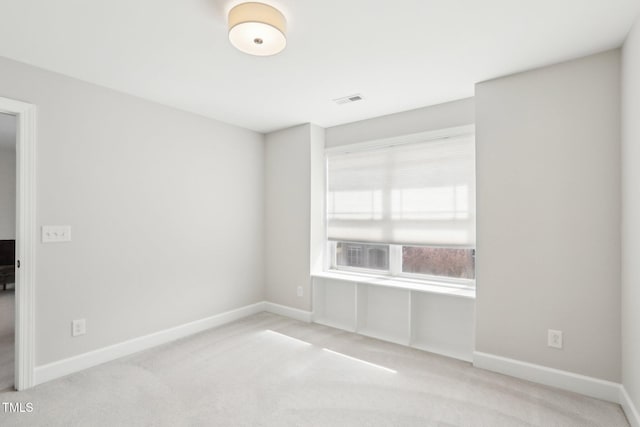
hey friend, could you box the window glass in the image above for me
[335,242,389,271]
[402,246,475,279]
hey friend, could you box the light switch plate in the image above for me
[42,225,71,243]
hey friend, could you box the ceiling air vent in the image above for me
[333,94,364,105]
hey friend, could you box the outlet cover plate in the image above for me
[548,329,563,349]
[72,319,86,337]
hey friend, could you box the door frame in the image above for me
[0,96,36,390]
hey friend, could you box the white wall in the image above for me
[264,124,314,311]
[309,124,326,275]
[271,99,474,312]
[326,98,474,148]
[475,50,621,382]
[0,56,265,365]
[622,15,640,415]
[0,112,16,238]
[0,146,16,239]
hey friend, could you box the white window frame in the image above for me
[328,240,475,288]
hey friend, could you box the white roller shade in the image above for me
[327,134,475,246]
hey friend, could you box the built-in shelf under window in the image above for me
[311,272,475,362]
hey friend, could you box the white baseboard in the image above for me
[34,301,313,386]
[34,301,266,386]
[264,301,312,323]
[621,386,640,427]
[473,351,621,403]
[32,300,638,427]
[412,342,473,363]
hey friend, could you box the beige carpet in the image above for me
[0,312,629,426]
[0,289,14,392]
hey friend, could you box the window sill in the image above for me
[311,270,475,299]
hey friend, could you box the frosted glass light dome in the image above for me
[228,2,287,56]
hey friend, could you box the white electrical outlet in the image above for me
[548,329,563,349]
[72,319,86,337]
[297,286,303,297]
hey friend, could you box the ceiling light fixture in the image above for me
[228,2,287,56]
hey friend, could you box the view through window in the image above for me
[336,242,389,271]
[402,246,475,279]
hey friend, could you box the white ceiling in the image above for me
[0,0,638,133]
[0,113,16,150]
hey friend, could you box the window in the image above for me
[335,242,389,271]
[346,245,362,266]
[326,130,475,284]
[402,246,475,279]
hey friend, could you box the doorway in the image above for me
[0,112,16,390]
[0,97,36,391]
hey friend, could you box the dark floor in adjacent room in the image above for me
[0,286,14,392]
